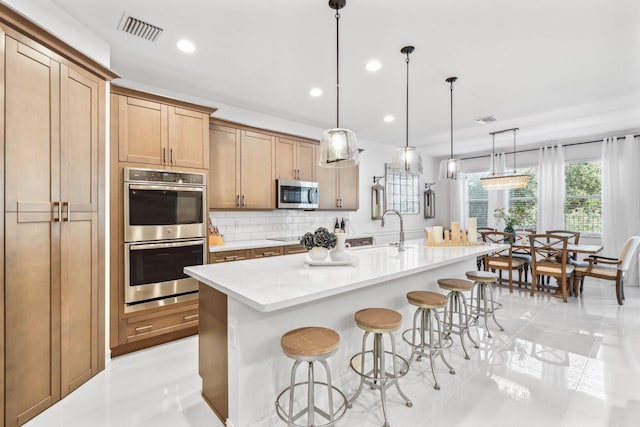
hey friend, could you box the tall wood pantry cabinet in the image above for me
[0,7,116,426]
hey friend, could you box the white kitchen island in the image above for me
[184,239,505,427]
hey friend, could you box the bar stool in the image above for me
[437,278,478,359]
[402,291,455,391]
[275,327,347,427]
[348,308,412,427]
[465,270,504,338]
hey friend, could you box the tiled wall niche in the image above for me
[209,211,352,242]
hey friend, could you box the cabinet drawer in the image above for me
[346,237,374,247]
[284,244,307,255]
[251,246,284,258]
[126,305,199,343]
[210,249,251,263]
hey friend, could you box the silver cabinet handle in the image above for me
[52,201,61,222]
[224,255,238,261]
[163,147,167,164]
[241,195,245,208]
[183,314,199,321]
[134,325,153,333]
[170,148,174,165]
[236,195,240,207]
[62,202,70,222]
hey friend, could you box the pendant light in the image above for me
[438,77,464,180]
[318,0,359,168]
[480,128,531,190]
[390,46,423,175]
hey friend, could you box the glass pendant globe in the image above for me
[391,146,423,175]
[318,128,359,168]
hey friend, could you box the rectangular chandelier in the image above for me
[480,174,530,190]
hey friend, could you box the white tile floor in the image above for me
[25,279,640,427]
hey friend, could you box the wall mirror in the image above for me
[384,163,420,214]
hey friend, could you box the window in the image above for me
[466,168,538,228]
[385,164,420,214]
[564,161,601,233]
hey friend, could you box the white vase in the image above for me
[308,247,329,261]
[330,234,351,261]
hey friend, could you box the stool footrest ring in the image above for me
[349,350,409,381]
[401,328,454,351]
[275,381,347,427]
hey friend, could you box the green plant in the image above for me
[493,207,525,229]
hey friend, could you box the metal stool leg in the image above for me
[487,282,505,332]
[288,360,302,424]
[460,292,478,349]
[434,309,455,374]
[389,332,412,407]
[347,331,369,407]
[376,334,390,427]
[307,362,315,426]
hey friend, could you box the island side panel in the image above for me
[225,258,476,427]
[199,283,228,422]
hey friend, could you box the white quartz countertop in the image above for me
[187,239,506,312]
[208,234,374,252]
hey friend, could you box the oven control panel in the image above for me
[125,168,205,185]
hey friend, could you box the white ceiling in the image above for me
[50,0,640,156]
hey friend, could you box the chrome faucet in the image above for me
[381,209,405,251]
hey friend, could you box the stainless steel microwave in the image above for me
[276,179,319,209]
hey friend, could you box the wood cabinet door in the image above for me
[317,166,338,209]
[168,106,209,169]
[240,130,274,209]
[4,35,61,427]
[118,95,168,166]
[209,124,240,209]
[275,137,296,180]
[296,141,317,182]
[59,64,100,397]
[338,166,359,210]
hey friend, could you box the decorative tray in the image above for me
[425,242,485,247]
[304,257,353,266]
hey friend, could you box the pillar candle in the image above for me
[433,226,443,243]
[461,230,467,243]
[467,217,478,242]
[425,227,433,244]
[444,230,450,242]
[451,222,460,243]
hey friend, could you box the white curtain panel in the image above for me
[536,145,565,232]
[450,178,468,229]
[487,153,508,229]
[602,135,640,285]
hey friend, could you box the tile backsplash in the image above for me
[209,211,352,242]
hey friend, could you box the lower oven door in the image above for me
[124,238,205,306]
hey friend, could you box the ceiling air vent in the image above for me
[118,14,163,42]
[475,115,499,125]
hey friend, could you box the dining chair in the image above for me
[476,227,496,270]
[512,228,535,285]
[574,236,640,305]
[480,231,527,293]
[543,230,581,290]
[528,234,574,303]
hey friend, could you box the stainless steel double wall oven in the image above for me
[123,167,207,312]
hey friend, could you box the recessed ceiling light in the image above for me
[475,115,499,125]
[383,115,395,123]
[309,87,323,97]
[177,39,196,53]
[365,59,382,72]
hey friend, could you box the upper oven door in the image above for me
[277,179,319,209]
[124,184,206,242]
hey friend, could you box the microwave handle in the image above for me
[309,188,318,204]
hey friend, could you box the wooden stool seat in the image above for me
[406,291,447,309]
[437,278,473,291]
[354,308,402,333]
[465,270,498,282]
[281,326,339,358]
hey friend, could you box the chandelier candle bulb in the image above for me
[467,218,478,242]
[433,226,443,243]
[451,222,460,243]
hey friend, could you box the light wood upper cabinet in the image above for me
[168,106,209,169]
[275,137,317,182]
[4,32,104,427]
[317,165,359,210]
[113,86,214,169]
[209,121,275,210]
